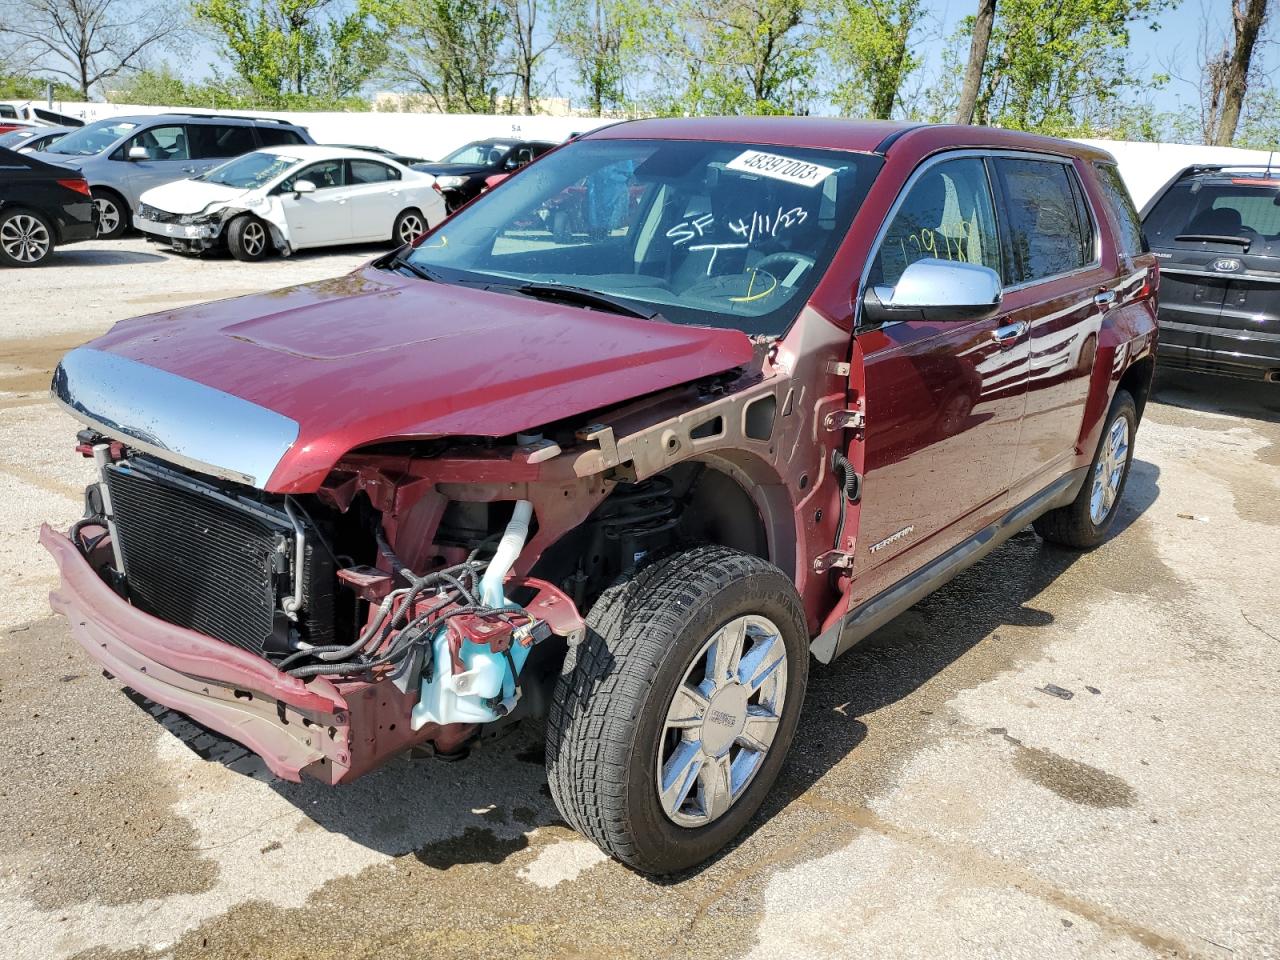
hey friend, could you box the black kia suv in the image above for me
[1142,165,1280,381]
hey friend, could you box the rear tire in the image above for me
[0,208,55,266]
[1034,389,1137,549]
[393,208,426,246]
[92,189,128,239]
[546,544,808,874]
[227,215,270,262]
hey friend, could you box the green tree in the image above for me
[969,0,1174,135]
[655,0,815,115]
[192,0,382,103]
[367,0,510,112]
[822,0,923,119]
[558,0,640,115]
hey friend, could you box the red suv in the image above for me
[42,118,1158,874]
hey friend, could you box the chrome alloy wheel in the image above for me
[1090,415,1130,524]
[0,214,51,263]
[657,614,788,827]
[242,220,266,257]
[398,212,425,243]
[94,198,120,236]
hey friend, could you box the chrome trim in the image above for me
[52,347,298,489]
[1160,319,1280,343]
[1159,267,1280,285]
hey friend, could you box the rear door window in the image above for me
[189,124,256,159]
[1094,163,1147,256]
[992,157,1093,284]
[256,127,306,147]
[870,156,1002,287]
[349,159,399,183]
[1144,180,1280,258]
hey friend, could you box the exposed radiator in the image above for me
[103,459,333,657]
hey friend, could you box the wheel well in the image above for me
[531,461,773,614]
[1119,355,1155,422]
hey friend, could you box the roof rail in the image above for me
[158,112,292,125]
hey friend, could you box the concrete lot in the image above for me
[1,238,1278,960]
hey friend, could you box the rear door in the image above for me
[989,155,1114,492]
[850,154,1029,597]
[345,158,402,240]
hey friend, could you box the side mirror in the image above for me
[293,179,316,195]
[862,258,1002,326]
[127,145,149,161]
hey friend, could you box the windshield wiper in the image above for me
[507,281,659,320]
[387,254,444,282]
[1174,233,1252,250]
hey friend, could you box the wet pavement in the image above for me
[2,240,1278,959]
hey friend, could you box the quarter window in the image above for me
[871,157,1001,288]
[1094,163,1146,256]
[993,158,1093,284]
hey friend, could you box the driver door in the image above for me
[277,160,353,247]
[846,155,1029,606]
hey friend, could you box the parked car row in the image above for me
[0,109,565,264]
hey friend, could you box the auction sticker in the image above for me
[725,150,835,187]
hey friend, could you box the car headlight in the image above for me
[435,176,467,189]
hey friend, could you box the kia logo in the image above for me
[1212,258,1242,272]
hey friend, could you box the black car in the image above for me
[0,146,96,266]
[1141,164,1280,381]
[412,137,556,210]
[327,143,425,167]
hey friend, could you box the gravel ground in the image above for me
[1,238,1278,960]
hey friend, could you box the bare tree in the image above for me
[1213,0,1270,145]
[953,0,995,124]
[0,0,177,98]
[500,0,555,114]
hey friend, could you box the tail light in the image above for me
[1138,261,1159,301]
[57,178,92,197]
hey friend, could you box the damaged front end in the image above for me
[44,439,584,783]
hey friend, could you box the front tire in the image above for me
[0,208,55,266]
[1034,389,1137,549]
[546,545,808,874]
[227,215,270,262]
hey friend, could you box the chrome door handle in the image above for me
[1094,290,1117,308]
[991,320,1028,345]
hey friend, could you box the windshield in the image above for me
[1145,179,1280,257]
[198,151,299,189]
[404,137,880,334]
[47,119,138,156]
[444,141,514,165]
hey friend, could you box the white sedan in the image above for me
[134,145,448,261]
